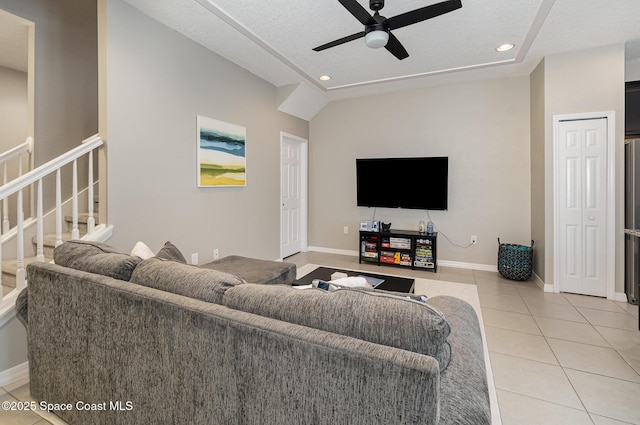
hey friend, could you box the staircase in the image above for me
[0,134,111,322]
[1,213,98,289]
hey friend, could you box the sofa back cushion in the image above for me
[53,240,142,281]
[130,257,244,304]
[222,284,452,371]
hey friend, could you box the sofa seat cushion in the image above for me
[222,283,452,371]
[53,240,142,281]
[130,257,244,304]
[200,255,296,285]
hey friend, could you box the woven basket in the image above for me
[497,238,534,281]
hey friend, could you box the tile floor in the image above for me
[284,251,640,425]
[3,251,640,425]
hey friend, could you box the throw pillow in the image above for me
[155,241,187,264]
[53,240,142,281]
[222,284,452,371]
[130,257,244,304]
[131,241,155,259]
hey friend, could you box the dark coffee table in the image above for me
[294,267,415,294]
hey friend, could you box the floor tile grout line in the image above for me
[293,253,640,423]
[499,286,598,419]
[493,380,590,414]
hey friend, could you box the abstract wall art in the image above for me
[197,115,246,187]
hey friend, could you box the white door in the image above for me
[557,118,608,296]
[281,136,303,258]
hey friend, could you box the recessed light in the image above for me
[318,75,331,81]
[496,43,514,52]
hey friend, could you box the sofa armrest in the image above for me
[426,296,491,425]
[15,288,28,328]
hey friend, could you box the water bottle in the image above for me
[427,221,434,235]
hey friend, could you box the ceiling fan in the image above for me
[313,0,462,60]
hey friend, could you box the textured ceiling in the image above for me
[120,0,640,101]
[2,0,640,112]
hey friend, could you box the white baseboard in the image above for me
[0,361,28,387]
[308,246,497,272]
[307,246,359,257]
[437,259,497,272]
[614,292,629,302]
[539,277,629,302]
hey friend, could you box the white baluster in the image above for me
[16,188,25,290]
[2,162,8,233]
[87,150,95,234]
[36,178,44,262]
[55,168,62,247]
[72,159,79,239]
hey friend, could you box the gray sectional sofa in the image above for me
[19,240,491,425]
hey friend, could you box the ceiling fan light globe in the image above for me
[365,30,389,48]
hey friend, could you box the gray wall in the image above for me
[0,65,27,152]
[0,65,29,224]
[104,0,308,261]
[0,0,98,210]
[530,59,546,281]
[0,317,26,373]
[0,0,98,374]
[541,44,626,293]
[627,60,640,81]
[309,77,531,267]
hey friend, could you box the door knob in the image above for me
[588,216,595,221]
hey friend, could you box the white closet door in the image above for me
[557,118,608,296]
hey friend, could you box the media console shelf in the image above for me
[359,229,437,272]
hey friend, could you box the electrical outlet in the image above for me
[343,226,349,234]
[191,253,198,265]
[471,235,478,245]
[213,248,219,260]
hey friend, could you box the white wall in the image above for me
[309,77,531,268]
[103,0,308,261]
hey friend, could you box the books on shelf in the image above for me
[414,238,434,268]
[361,236,379,260]
[390,237,411,250]
[379,250,412,266]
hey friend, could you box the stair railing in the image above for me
[0,137,34,233]
[0,134,103,302]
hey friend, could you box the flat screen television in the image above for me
[356,157,448,210]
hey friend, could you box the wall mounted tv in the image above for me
[356,157,448,210]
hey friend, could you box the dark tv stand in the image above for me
[359,229,437,272]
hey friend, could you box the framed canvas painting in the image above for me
[197,115,246,187]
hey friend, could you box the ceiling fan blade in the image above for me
[385,32,409,60]
[387,0,462,31]
[313,31,366,51]
[338,0,373,25]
